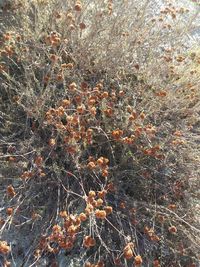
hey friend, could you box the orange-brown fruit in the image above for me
[168,226,177,233]
[6,208,13,216]
[87,162,96,170]
[96,261,105,267]
[79,212,87,222]
[0,241,10,254]
[167,204,176,210]
[83,236,96,248]
[153,259,161,267]
[95,209,106,219]
[69,82,77,91]
[88,190,96,198]
[104,206,113,215]
[102,169,108,178]
[7,185,16,197]
[84,262,92,267]
[74,2,82,12]
[134,255,143,265]
[96,198,104,207]
[59,211,68,218]
[98,190,107,199]
[80,22,86,30]
[49,138,56,146]
[35,156,43,166]
[124,248,133,259]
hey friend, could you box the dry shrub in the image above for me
[0,0,200,266]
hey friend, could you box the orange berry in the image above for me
[134,63,140,70]
[67,225,79,235]
[69,82,77,91]
[7,185,16,197]
[101,91,109,98]
[66,12,73,20]
[74,95,82,104]
[49,54,57,62]
[127,106,132,113]
[140,112,146,119]
[129,114,137,121]
[16,34,21,42]
[91,199,97,207]
[74,216,81,226]
[96,198,104,207]
[80,81,88,90]
[84,262,92,267]
[104,108,113,117]
[69,24,76,31]
[59,211,68,218]
[89,238,96,247]
[168,226,177,233]
[95,209,106,219]
[49,138,56,146]
[56,74,63,81]
[0,241,10,254]
[85,204,94,215]
[8,156,16,162]
[0,218,5,226]
[3,260,11,267]
[167,204,176,210]
[98,190,107,199]
[96,82,103,89]
[119,90,125,96]
[74,2,82,12]
[97,157,104,166]
[96,261,105,267]
[155,90,167,97]
[88,98,96,106]
[174,130,182,137]
[83,236,96,247]
[61,63,67,68]
[21,171,33,180]
[153,259,161,267]
[124,248,133,259]
[77,105,85,114]
[124,243,134,256]
[52,224,61,232]
[79,212,87,222]
[80,22,86,30]
[112,129,123,140]
[66,63,74,69]
[88,190,96,198]
[134,255,143,265]
[119,201,126,209]
[61,63,74,69]
[102,169,108,177]
[34,156,43,166]
[87,162,96,170]
[89,106,96,116]
[6,208,13,216]
[3,32,11,41]
[104,206,113,215]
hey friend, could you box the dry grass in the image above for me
[0,0,200,266]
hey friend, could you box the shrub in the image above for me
[0,0,200,266]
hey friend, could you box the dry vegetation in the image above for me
[0,0,200,266]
